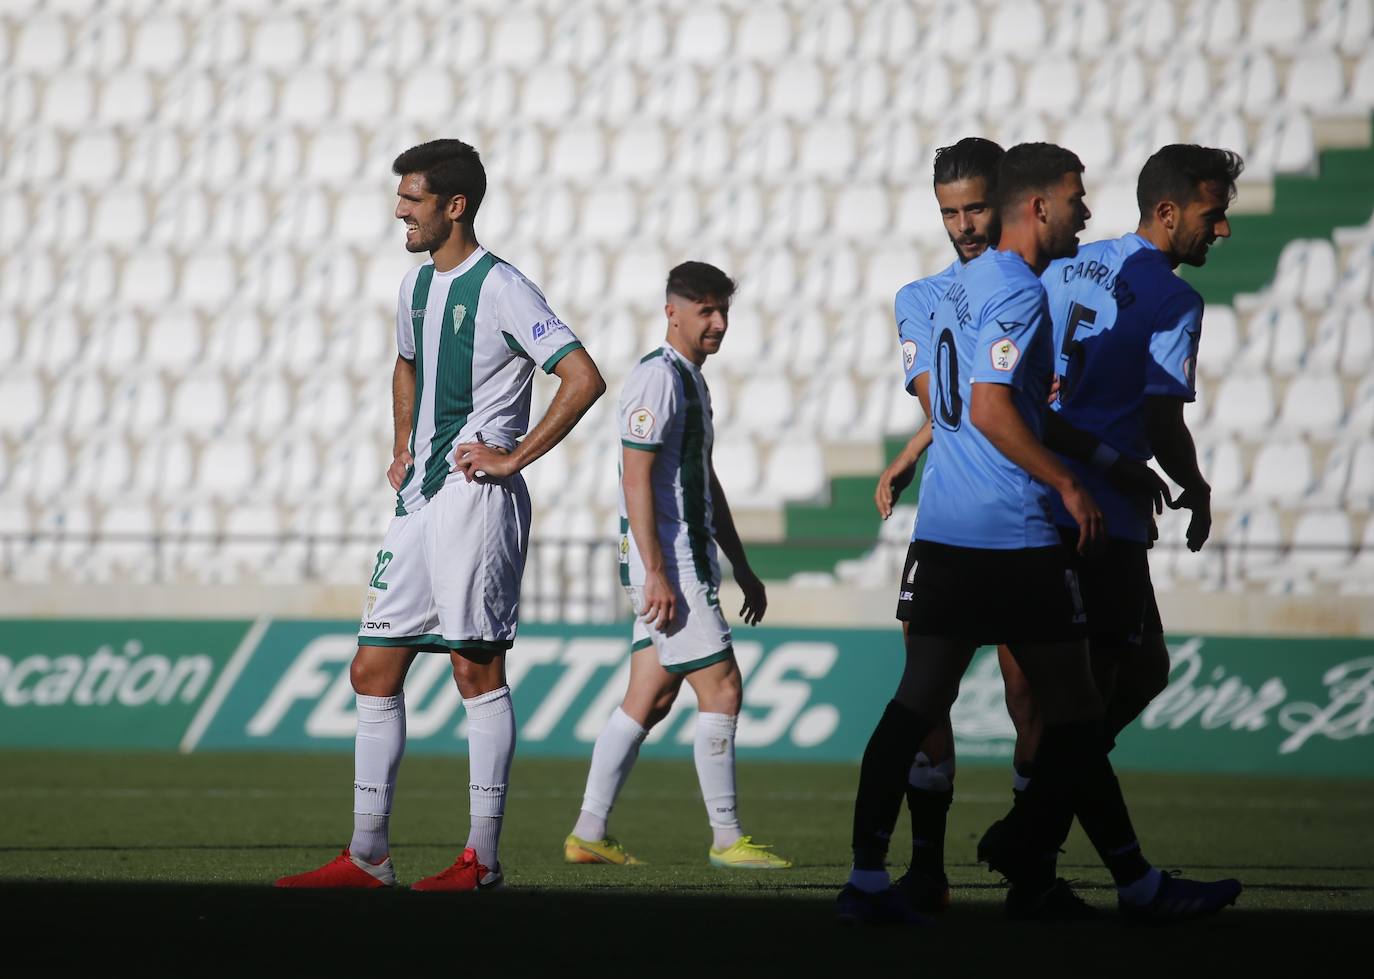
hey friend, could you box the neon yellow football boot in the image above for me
[563,834,642,865]
[708,836,793,869]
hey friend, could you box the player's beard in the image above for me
[950,234,987,264]
[406,215,451,253]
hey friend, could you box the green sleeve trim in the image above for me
[542,340,583,373]
[630,637,654,652]
[502,330,531,359]
[664,646,733,675]
[358,634,514,653]
[621,439,662,452]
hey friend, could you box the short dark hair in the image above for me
[996,142,1084,211]
[933,137,1005,193]
[392,139,487,223]
[1136,144,1245,219]
[666,261,736,304]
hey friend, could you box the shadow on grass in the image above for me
[3,880,1368,974]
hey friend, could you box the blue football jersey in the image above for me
[1041,233,1202,543]
[913,249,1059,550]
[894,260,959,395]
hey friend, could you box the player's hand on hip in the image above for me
[452,442,516,482]
[1168,485,1212,551]
[388,449,414,491]
[640,570,676,630]
[1061,481,1105,555]
[736,568,767,626]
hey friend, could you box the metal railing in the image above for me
[0,533,1364,606]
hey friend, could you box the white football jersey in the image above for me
[393,247,582,516]
[617,344,719,586]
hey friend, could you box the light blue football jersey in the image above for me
[895,260,959,395]
[912,249,1059,550]
[1041,233,1201,543]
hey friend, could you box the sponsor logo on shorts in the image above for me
[361,620,391,631]
[989,335,1020,372]
[899,591,913,602]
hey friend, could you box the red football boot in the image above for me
[274,849,396,889]
[411,847,504,892]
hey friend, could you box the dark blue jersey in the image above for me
[1042,234,1201,543]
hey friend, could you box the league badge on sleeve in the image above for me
[901,340,917,372]
[628,407,656,439]
[990,336,1020,372]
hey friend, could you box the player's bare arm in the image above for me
[970,382,1104,554]
[1146,395,1211,551]
[453,348,606,481]
[622,445,675,629]
[1041,409,1171,516]
[709,467,766,625]
[875,420,932,520]
[388,355,416,491]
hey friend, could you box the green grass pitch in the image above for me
[2,750,1370,973]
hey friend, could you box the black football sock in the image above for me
[905,783,953,878]
[1034,720,1152,887]
[852,700,932,871]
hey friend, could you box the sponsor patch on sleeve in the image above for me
[531,316,571,342]
[628,407,656,439]
[989,337,1020,372]
[901,340,917,372]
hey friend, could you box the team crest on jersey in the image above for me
[452,304,467,332]
[989,336,1020,372]
[628,407,655,439]
[901,340,917,372]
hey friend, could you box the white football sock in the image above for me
[573,707,648,841]
[1012,765,1032,794]
[694,712,742,850]
[907,751,955,792]
[350,693,405,864]
[1118,866,1164,906]
[847,867,891,894]
[463,686,515,870]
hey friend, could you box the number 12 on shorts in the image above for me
[370,550,394,590]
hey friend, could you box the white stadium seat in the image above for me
[1049,0,1112,52]
[1277,371,1345,434]
[988,0,1047,54]
[169,371,229,436]
[739,3,791,60]
[768,59,825,119]
[1286,52,1347,109]
[1345,440,1374,510]
[1290,508,1353,580]
[763,439,827,503]
[1196,305,1238,377]
[1209,374,1275,432]
[1243,440,1314,501]
[1198,436,1245,499]
[1249,0,1309,47]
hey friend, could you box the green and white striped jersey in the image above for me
[394,246,583,516]
[617,345,719,586]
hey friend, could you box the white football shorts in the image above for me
[358,473,531,653]
[625,577,734,674]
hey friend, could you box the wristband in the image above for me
[1090,443,1120,471]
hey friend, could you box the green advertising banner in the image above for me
[0,620,255,749]
[1,618,1371,776]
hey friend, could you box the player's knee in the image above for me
[644,688,678,727]
[350,652,398,697]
